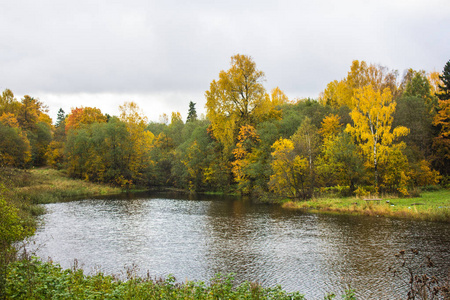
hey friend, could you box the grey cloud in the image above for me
[1,0,449,100]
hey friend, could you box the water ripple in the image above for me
[30,195,450,299]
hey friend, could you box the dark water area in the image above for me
[29,192,450,299]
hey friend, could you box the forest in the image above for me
[1,54,450,200]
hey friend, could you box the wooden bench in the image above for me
[363,198,382,204]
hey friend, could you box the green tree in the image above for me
[402,70,437,112]
[167,112,184,147]
[393,96,434,160]
[177,122,213,192]
[380,143,410,195]
[186,101,198,123]
[317,132,365,191]
[404,71,432,99]
[0,121,31,168]
[291,117,320,197]
[277,99,331,138]
[437,60,450,101]
[31,122,52,166]
[55,108,66,128]
[65,127,92,179]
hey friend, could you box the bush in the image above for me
[420,185,441,192]
[6,258,307,300]
[0,187,35,299]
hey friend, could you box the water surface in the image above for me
[30,192,450,299]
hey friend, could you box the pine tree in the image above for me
[186,101,197,123]
[437,60,450,101]
[432,59,450,175]
[55,108,65,128]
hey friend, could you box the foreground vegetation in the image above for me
[283,189,450,222]
[3,250,449,300]
[4,258,314,300]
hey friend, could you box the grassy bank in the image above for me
[11,168,122,204]
[282,189,450,222]
[0,167,122,231]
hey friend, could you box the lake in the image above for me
[29,192,450,299]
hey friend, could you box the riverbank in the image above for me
[282,189,450,222]
[4,167,450,223]
[12,168,122,204]
[0,167,122,230]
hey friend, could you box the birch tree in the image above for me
[346,85,409,190]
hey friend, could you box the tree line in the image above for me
[1,55,449,199]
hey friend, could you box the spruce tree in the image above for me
[186,101,197,123]
[433,59,450,175]
[55,108,65,128]
[437,59,450,101]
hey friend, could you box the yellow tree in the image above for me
[346,85,409,189]
[319,60,370,108]
[0,89,20,116]
[319,114,341,140]
[270,87,290,106]
[206,54,276,152]
[231,125,260,193]
[319,60,398,108]
[269,138,309,199]
[65,107,107,132]
[318,80,351,107]
[428,71,442,96]
[119,102,154,184]
[17,95,50,132]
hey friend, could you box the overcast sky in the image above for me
[1,0,449,122]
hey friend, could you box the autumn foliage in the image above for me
[1,56,449,198]
[65,107,107,132]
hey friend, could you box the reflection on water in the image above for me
[30,192,450,299]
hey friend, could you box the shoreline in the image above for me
[281,190,450,222]
[5,167,450,225]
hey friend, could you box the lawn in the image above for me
[282,189,450,222]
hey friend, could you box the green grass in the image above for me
[5,258,308,300]
[282,189,450,222]
[13,168,122,204]
[0,167,123,235]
